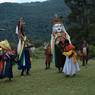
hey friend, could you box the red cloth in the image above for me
[45,45,52,64]
[64,44,75,52]
[0,61,4,72]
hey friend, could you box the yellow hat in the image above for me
[0,40,11,50]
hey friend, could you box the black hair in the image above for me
[64,39,69,45]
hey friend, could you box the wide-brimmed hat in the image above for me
[0,40,11,50]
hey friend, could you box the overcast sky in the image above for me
[0,0,47,3]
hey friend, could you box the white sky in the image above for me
[0,0,47,3]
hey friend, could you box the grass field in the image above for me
[0,49,95,95]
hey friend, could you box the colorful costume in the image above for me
[63,44,80,76]
[50,15,71,72]
[18,46,31,75]
[44,43,52,69]
[3,51,16,80]
[16,17,31,76]
[0,40,16,80]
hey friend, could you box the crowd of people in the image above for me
[0,16,89,82]
[45,15,89,77]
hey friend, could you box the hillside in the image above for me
[0,0,71,45]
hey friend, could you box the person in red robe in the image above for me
[44,43,52,70]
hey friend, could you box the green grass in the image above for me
[0,55,95,95]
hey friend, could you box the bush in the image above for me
[31,46,44,59]
[89,45,95,58]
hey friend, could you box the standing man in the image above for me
[44,43,52,70]
[16,17,31,76]
[81,40,89,66]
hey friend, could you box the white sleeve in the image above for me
[16,26,19,35]
[62,25,67,33]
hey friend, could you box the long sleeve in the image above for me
[63,50,77,64]
[63,50,73,56]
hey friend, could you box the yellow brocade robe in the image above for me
[63,50,77,64]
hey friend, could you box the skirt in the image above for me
[63,56,80,76]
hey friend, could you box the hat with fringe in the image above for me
[0,40,11,50]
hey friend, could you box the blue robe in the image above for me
[4,54,16,79]
[18,47,31,70]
